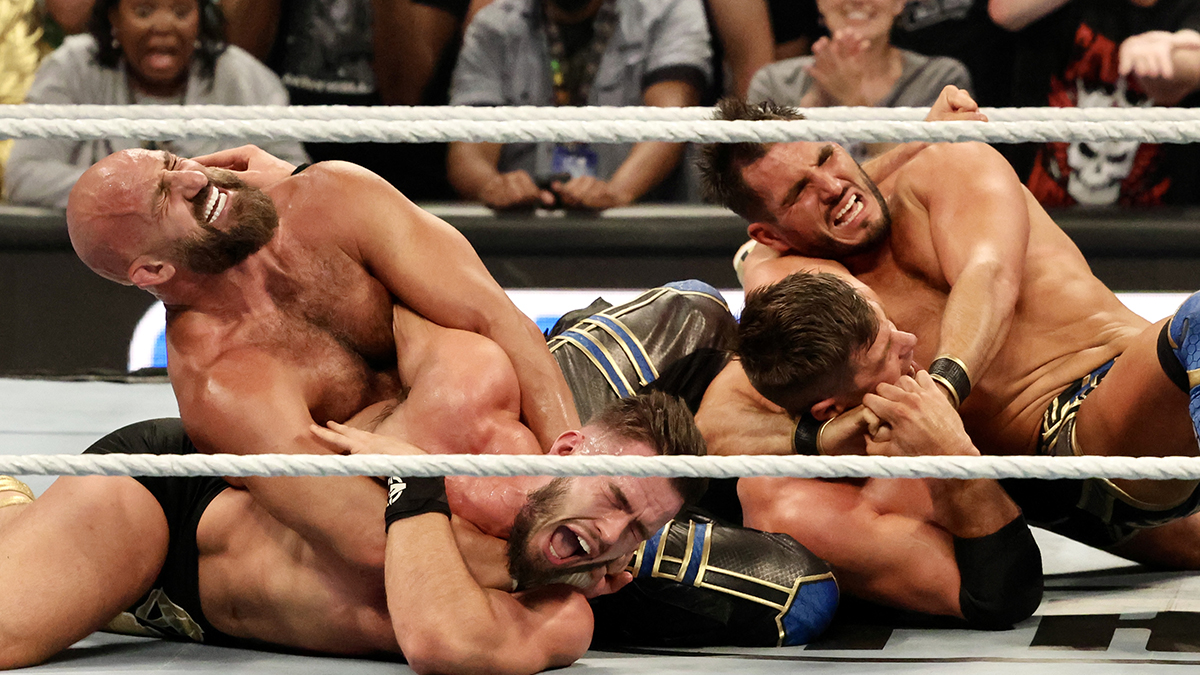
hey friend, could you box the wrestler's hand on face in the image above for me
[861,371,977,457]
[309,421,427,456]
[580,560,635,599]
[551,176,630,211]
[926,85,988,122]
[480,170,556,210]
[811,406,878,455]
[1119,30,1200,82]
[191,144,297,188]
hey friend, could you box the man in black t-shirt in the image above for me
[995,0,1200,206]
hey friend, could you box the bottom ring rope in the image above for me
[4,453,1200,480]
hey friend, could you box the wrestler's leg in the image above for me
[1110,512,1200,568]
[1074,318,1198,505]
[380,305,539,456]
[0,475,168,668]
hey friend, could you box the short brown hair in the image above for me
[697,98,806,222]
[591,390,708,507]
[736,272,878,412]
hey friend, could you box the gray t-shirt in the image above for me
[6,35,309,208]
[747,50,971,162]
[450,0,711,189]
[748,49,972,109]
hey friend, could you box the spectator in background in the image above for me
[447,0,710,211]
[993,0,1200,207]
[467,0,770,99]
[5,0,307,208]
[748,0,971,161]
[768,0,822,61]
[704,0,773,99]
[218,0,468,200]
[891,0,1016,107]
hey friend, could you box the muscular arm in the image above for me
[320,163,578,449]
[696,362,796,456]
[909,143,1029,396]
[743,476,969,616]
[387,514,593,675]
[173,350,387,570]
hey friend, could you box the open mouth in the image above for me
[832,193,864,229]
[547,525,592,564]
[199,185,228,224]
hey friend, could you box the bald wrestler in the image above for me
[63,148,580,579]
[695,97,1200,616]
[0,310,705,672]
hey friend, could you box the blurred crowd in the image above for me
[4,0,1200,211]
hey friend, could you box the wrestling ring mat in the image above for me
[6,105,1200,673]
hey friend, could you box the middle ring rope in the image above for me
[5,453,1200,480]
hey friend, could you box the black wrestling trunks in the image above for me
[84,418,242,647]
[1002,360,1200,548]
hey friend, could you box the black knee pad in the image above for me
[1158,320,1191,394]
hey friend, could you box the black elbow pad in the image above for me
[955,514,1044,629]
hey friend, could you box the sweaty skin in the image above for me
[65,149,579,575]
[0,308,681,674]
[736,139,1200,564]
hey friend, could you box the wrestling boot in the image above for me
[1166,291,1200,440]
[0,475,34,509]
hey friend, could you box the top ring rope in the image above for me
[6,452,1200,481]
[8,104,1200,122]
[6,117,1200,144]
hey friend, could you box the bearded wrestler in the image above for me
[692,94,1200,623]
[0,312,704,673]
[62,147,579,577]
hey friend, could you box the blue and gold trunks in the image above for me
[1001,359,1200,548]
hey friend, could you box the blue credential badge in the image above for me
[551,143,599,178]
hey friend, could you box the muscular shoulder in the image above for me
[278,161,409,227]
[169,341,304,447]
[276,161,432,264]
[896,143,1014,197]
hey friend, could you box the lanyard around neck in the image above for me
[544,0,619,107]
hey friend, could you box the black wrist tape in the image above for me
[792,414,822,455]
[929,356,972,408]
[384,476,451,529]
[954,514,1043,629]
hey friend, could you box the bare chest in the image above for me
[267,251,400,420]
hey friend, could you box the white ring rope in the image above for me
[8,104,1200,122]
[7,117,1200,144]
[5,453,1200,481]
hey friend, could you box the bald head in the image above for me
[67,149,280,287]
[67,149,165,283]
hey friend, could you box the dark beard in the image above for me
[176,169,279,275]
[507,477,600,590]
[805,160,892,259]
